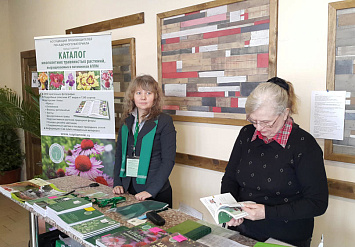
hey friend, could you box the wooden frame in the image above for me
[325,1,355,164]
[157,0,278,126]
[21,49,42,180]
[112,38,136,98]
[111,38,137,131]
[65,12,144,34]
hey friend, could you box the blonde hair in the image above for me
[245,78,298,116]
[122,75,162,121]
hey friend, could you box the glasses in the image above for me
[247,114,281,129]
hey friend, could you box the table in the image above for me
[7,176,258,247]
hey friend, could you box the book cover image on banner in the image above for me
[35,33,116,185]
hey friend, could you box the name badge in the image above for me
[126,157,139,177]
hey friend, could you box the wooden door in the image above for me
[21,50,42,179]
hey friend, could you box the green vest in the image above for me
[119,120,158,184]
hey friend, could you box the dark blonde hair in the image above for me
[122,75,163,121]
[245,78,298,116]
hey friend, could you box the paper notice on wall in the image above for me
[310,91,346,140]
[164,83,186,97]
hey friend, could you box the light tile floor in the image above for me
[0,194,30,247]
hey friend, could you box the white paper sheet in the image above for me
[310,91,346,140]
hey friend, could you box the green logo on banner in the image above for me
[49,143,64,164]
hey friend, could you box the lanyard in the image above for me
[133,114,140,155]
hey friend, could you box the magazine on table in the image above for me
[0,178,65,203]
[200,193,251,224]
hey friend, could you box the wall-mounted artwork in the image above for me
[157,0,278,125]
[325,1,355,164]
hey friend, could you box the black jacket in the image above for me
[114,113,176,197]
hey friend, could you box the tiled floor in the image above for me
[0,194,30,247]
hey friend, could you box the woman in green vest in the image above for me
[113,75,176,207]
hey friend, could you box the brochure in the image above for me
[200,193,249,224]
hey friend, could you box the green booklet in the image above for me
[167,220,211,241]
[114,200,168,219]
[71,216,120,239]
[26,194,76,216]
[46,197,92,215]
[58,207,104,225]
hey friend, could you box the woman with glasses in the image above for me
[221,77,328,247]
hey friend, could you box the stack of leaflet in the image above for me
[25,194,76,216]
[54,207,104,231]
[83,226,130,247]
[96,222,170,247]
[0,178,65,203]
[46,197,93,229]
[70,215,121,239]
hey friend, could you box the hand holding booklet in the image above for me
[200,193,252,224]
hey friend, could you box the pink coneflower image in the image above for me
[65,154,103,179]
[72,139,105,156]
[95,173,114,187]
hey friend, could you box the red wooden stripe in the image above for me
[254,19,270,25]
[195,46,199,53]
[257,53,269,68]
[203,28,241,39]
[165,37,180,44]
[186,11,200,16]
[241,13,249,20]
[162,61,177,74]
[244,40,250,46]
[187,92,225,97]
[231,98,238,108]
[212,107,222,112]
[163,105,180,110]
[181,13,226,28]
[235,92,241,97]
[163,72,198,78]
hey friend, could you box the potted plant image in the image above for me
[0,86,40,184]
[0,127,24,184]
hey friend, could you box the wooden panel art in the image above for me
[325,1,355,164]
[157,0,278,125]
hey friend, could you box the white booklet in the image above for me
[200,193,249,224]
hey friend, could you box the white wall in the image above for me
[0,0,12,89]
[3,0,355,246]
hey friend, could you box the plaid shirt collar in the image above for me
[251,117,293,148]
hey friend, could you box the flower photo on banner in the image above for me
[49,71,64,90]
[76,71,100,90]
[41,136,115,187]
[64,71,76,90]
[101,70,113,90]
[38,72,48,90]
